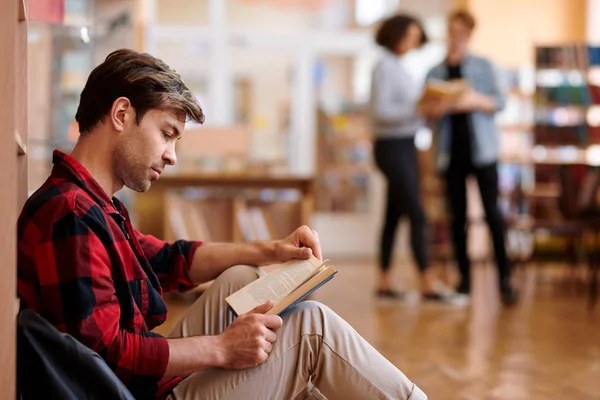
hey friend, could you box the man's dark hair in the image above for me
[449,9,476,31]
[375,14,428,53]
[75,49,205,134]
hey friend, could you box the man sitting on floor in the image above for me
[17,49,426,400]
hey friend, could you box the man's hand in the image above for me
[216,300,283,369]
[419,98,452,120]
[273,225,323,263]
[452,90,496,113]
[189,227,323,284]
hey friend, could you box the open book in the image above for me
[225,255,337,316]
[419,78,470,103]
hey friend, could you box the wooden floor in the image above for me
[157,260,600,400]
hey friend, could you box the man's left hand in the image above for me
[273,226,323,263]
[453,90,495,113]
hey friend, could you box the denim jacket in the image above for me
[426,53,506,171]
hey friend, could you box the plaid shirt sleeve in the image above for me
[31,210,170,384]
[135,230,203,292]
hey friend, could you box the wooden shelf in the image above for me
[535,66,584,73]
[525,183,560,198]
[509,89,534,98]
[18,0,27,22]
[15,131,26,155]
[2,0,28,395]
[499,124,533,132]
[500,156,533,164]
[536,103,590,109]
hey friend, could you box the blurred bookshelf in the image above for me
[162,189,304,244]
[27,0,136,194]
[502,44,600,259]
[497,66,536,219]
[315,106,373,213]
[496,46,600,210]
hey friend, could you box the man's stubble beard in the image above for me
[112,139,151,193]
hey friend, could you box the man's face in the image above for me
[112,108,184,192]
[448,20,471,56]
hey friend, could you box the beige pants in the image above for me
[167,265,427,400]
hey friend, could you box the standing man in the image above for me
[422,10,518,306]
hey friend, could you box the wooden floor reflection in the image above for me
[159,261,600,400]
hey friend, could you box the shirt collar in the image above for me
[51,150,122,216]
[445,52,475,67]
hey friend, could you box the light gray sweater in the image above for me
[369,50,423,139]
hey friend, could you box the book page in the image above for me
[226,257,322,315]
[247,259,318,303]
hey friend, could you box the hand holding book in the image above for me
[216,300,282,369]
[418,78,471,119]
[226,255,337,317]
[274,225,323,262]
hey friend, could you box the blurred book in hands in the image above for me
[420,78,471,103]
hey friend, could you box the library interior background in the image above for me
[2,0,600,399]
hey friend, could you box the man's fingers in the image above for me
[263,340,273,354]
[310,229,323,261]
[298,226,322,261]
[262,327,277,343]
[255,314,283,330]
[256,350,269,366]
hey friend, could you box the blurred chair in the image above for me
[510,165,600,309]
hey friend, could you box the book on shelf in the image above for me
[225,255,337,317]
[234,198,274,242]
[167,206,189,239]
[248,206,272,241]
[166,194,213,241]
[184,201,213,242]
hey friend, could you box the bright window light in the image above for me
[355,0,399,27]
[588,106,600,127]
[557,146,579,162]
[414,127,432,151]
[589,67,600,86]
[80,27,90,44]
[531,145,547,161]
[536,70,564,87]
[587,145,600,166]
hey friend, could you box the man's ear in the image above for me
[109,97,132,132]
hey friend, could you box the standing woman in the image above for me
[370,15,452,300]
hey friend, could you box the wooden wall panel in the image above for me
[466,0,587,67]
[0,0,19,396]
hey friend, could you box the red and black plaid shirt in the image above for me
[18,150,202,399]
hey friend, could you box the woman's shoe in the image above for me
[422,291,470,306]
[376,289,405,299]
[501,285,519,307]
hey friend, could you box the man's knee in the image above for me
[292,300,332,314]
[215,265,260,287]
[284,300,344,332]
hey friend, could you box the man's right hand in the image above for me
[216,300,283,369]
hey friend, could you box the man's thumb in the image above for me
[249,299,275,314]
